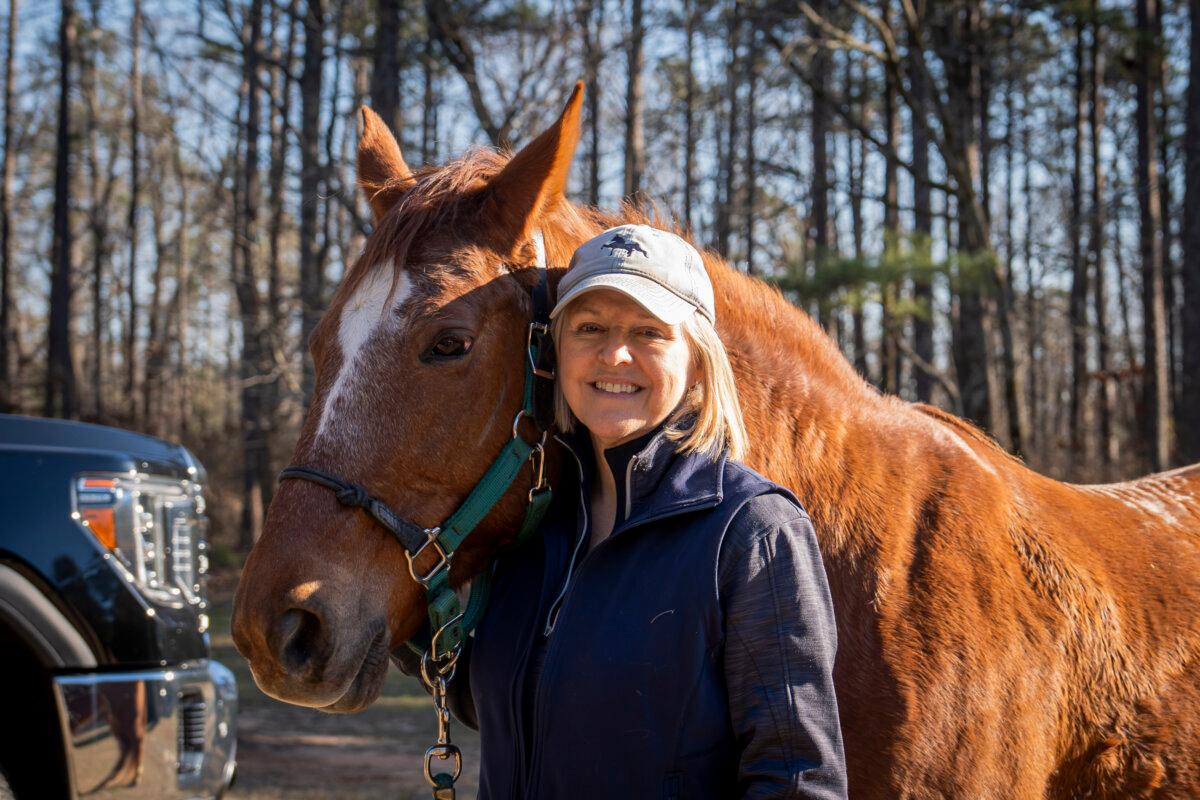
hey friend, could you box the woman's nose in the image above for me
[598,336,632,365]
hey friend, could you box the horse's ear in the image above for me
[357,106,414,222]
[484,82,584,252]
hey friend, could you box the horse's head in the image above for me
[232,85,592,712]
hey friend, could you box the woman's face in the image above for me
[558,288,699,452]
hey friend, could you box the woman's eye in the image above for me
[425,334,474,361]
[575,323,601,334]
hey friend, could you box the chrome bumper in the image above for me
[53,660,237,800]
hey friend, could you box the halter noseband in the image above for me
[278,230,557,669]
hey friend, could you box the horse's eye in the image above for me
[425,333,474,361]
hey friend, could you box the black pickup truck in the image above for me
[0,414,236,799]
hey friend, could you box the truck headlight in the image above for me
[72,473,208,607]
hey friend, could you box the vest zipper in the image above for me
[624,452,637,519]
[542,438,589,637]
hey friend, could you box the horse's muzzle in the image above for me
[232,586,388,710]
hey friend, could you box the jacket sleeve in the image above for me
[719,493,847,800]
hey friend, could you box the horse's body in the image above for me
[707,261,1200,796]
[232,86,1200,797]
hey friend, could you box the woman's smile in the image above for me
[591,380,643,395]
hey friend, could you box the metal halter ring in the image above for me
[407,527,450,587]
[420,649,457,692]
[423,744,463,786]
[512,408,533,441]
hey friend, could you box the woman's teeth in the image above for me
[594,381,640,394]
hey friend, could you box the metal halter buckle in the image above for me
[527,321,555,380]
[406,527,450,587]
[528,442,547,501]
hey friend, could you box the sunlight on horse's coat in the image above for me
[317,266,413,440]
[1087,476,1198,529]
[933,425,999,477]
[287,580,324,603]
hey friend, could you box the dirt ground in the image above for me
[209,577,481,800]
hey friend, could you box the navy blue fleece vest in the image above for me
[469,431,789,799]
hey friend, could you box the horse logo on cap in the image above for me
[602,234,649,259]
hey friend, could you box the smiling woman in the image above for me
[442,224,849,799]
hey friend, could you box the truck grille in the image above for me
[177,691,207,775]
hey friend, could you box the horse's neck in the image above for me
[716,268,910,560]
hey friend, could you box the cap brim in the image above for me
[550,273,698,325]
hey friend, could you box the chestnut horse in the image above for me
[232,84,1200,797]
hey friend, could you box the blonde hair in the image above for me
[552,307,749,461]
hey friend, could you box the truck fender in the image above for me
[0,564,96,668]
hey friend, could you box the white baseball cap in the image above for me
[551,224,715,325]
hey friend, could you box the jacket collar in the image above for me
[554,416,727,536]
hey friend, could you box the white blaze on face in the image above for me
[316,267,413,440]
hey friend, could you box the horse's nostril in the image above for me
[277,607,327,676]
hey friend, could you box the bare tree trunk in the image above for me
[714,1,739,258]
[82,0,115,421]
[125,0,141,423]
[846,50,868,378]
[1153,4,1178,419]
[681,0,695,229]
[1002,75,1030,448]
[623,0,644,201]
[1181,0,1200,464]
[1136,0,1171,470]
[371,0,401,136]
[172,131,192,438]
[743,21,758,274]
[143,164,167,434]
[299,0,325,407]
[1068,17,1088,465]
[810,0,830,327]
[579,0,603,207]
[420,40,438,163]
[1089,4,1116,473]
[975,20,1022,456]
[0,0,15,412]
[909,12,934,402]
[948,0,991,432]
[46,0,78,419]
[259,0,294,451]
[881,6,901,394]
[1111,142,1139,393]
[1023,109,1040,446]
[235,0,268,549]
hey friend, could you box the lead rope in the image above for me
[419,228,552,800]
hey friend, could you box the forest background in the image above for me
[1,0,1198,556]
